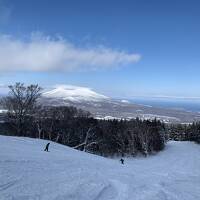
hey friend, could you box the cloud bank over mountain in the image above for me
[0,33,141,72]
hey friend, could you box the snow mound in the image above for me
[121,100,130,103]
[0,136,200,200]
[43,85,109,102]
[0,109,7,113]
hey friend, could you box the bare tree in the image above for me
[1,83,42,136]
[35,120,43,139]
[73,127,99,152]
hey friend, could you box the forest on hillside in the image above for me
[0,83,166,157]
[0,83,200,157]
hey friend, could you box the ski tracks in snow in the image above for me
[0,180,19,192]
[1,136,200,200]
[94,179,128,200]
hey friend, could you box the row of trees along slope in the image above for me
[0,83,166,157]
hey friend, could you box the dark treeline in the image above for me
[0,83,166,157]
[168,123,200,143]
[0,106,166,156]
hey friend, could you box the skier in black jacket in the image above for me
[120,158,124,164]
[44,143,50,152]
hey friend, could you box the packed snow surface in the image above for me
[43,85,109,102]
[0,136,200,200]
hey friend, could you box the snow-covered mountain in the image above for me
[1,135,200,200]
[41,84,200,123]
[43,85,109,102]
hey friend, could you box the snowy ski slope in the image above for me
[0,135,200,200]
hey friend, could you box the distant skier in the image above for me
[44,143,50,152]
[120,158,124,164]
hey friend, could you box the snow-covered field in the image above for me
[0,136,200,200]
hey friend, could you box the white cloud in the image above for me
[0,33,141,72]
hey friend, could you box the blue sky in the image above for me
[0,0,200,98]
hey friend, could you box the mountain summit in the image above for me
[43,85,109,102]
[41,84,200,123]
